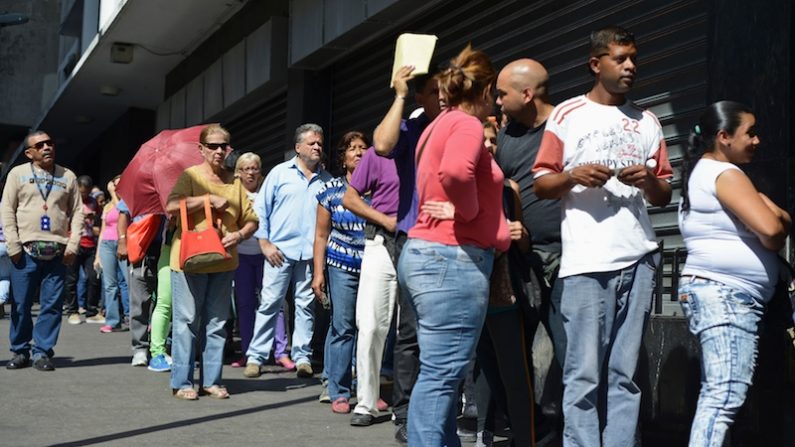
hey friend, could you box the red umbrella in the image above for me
[117,124,212,217]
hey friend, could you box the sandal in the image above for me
[172,388,199,400]
[201,385,230,399]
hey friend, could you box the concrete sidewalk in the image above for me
[0,309,400,447]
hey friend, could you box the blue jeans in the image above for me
[170,270,234,390]
[9,251,66,359]
[98,240,129,327]
[325,265,359,400]
[247,258,315,366]
[398,239,494,447]
[0,242,11,304]
[679,277,764,447]
[560,253,656,447]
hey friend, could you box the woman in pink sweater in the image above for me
[397,44,510,446]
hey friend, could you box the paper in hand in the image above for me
[391,33,438,87]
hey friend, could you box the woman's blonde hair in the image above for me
[436,44,496,108]
[235,152,262,172]
[200,123,231,143]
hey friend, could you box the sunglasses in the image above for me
[27,140,55,150]
[201,142,229,151]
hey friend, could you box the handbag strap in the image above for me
[179,195,216,231]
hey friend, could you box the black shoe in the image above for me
[350,413,375,427]
[6,353,30,370]
[394,421,408,444]
[33,356,55,371]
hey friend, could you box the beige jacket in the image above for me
[1,163,83,257]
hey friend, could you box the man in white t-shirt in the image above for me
[533,26,673,446]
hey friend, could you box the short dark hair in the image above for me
[589,25,636,58]
[77,175,93,188]
[411,65,440,95]
[23,130,49,148]
[336,131,370,172]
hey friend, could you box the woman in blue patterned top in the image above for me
[312,131,368,414]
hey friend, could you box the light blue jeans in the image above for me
[247,258,315,366]
[170,270,234,390]
[398,239,494,447]
[0,242,11,304]
[98,240,129,327]
[560,253,656,447]
[325,265,359,400]
[679,277,764,447]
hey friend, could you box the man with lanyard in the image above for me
[245,123,332,378]
[1,131,82,371]
[116,199,165,367]
[371,65,440,443]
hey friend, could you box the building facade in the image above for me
[2,1,793,443]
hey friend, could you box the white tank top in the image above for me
[678,158,777,301]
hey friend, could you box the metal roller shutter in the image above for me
[330,0,709,315]
[224,89,289,175]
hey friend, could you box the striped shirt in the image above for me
[316,177,365,273]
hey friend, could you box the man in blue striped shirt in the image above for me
[245,123,332,378]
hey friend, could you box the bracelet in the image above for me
[395,95,406,101]
[237,231,244,240]
[118,234,126,239]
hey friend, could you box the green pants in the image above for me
[149,243,172,357]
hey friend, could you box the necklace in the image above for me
[30,163,54,211]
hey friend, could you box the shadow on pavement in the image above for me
[48,394,318,447]
[223,376,319,395]
[54,356,131,368]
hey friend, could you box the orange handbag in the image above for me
[126,213,161,264]
[178,195,230,271]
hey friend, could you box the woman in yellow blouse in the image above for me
[165,124,258,400]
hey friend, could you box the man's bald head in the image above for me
[500,59,549,98]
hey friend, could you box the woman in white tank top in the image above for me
[678,101,791,447]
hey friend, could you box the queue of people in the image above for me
[1,24,792,447]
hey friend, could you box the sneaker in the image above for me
[85,314,106,324]
[275,356,296,370]
[6,353,30,370]
[230,357,246,368]
[318,380,331,403]
[243,362,263,378]
[475,430,494,447]
[148,354,171,372]
[350,412,375,427]
[99,325,113,333]
[377,398,389,412]
[296,362,313,378]
[131,351,148,367]
[394,421,408,444]
[331,397,351,414]
[164,354,173,365]
[33,356,55,371]
[67,313,83,325]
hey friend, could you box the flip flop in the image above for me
[201,385,230,399]
[172,388,199,400]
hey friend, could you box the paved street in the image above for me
[0,308,402,447]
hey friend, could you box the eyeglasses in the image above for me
[201,142,229,151]
[27,140,55,150]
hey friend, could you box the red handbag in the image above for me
[178,195,230,271]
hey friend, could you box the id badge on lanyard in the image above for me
[41,215,51,231]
